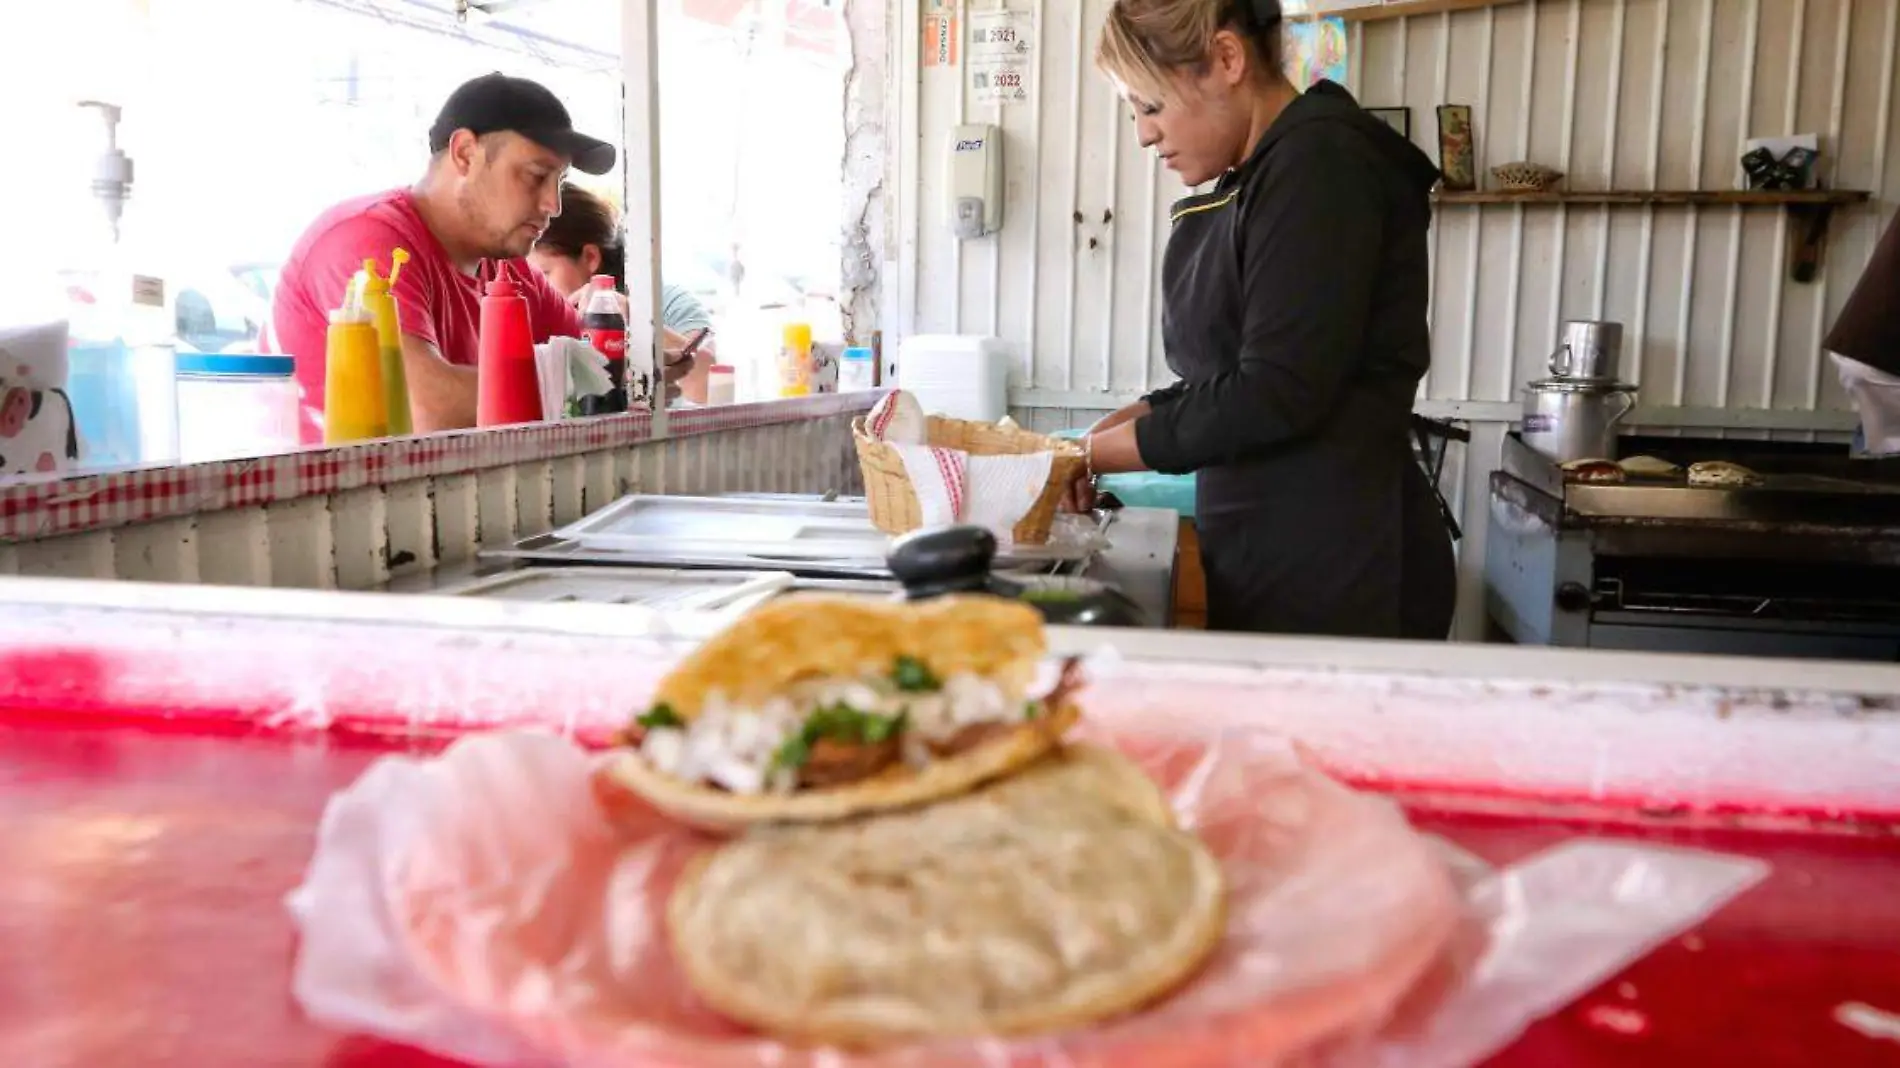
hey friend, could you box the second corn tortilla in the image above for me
[665,743,1225,1047]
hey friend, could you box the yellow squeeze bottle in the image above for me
[323,274,388,444]
[355,250,413,436]
[778,321,813,398]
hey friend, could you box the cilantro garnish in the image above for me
[636,703,682,730]
[772,733,813,771]
[864,708,909,743]
[771,703,910,770]
[891,655,941,693]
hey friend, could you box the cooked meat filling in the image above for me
[630,656,1079,794]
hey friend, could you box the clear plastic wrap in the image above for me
[287,725,1767,1067]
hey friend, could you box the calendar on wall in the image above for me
[967,7,1034,107]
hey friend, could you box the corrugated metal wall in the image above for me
[897,0,1900,638]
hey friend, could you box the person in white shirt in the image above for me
[1827,210,1900,457]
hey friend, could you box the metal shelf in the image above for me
[1433,189,1871,206]
[1292,0,1526,22]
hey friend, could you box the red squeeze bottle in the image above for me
[476,262,545,427]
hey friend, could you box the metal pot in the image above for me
[1548,320,1625,381]
[1521,378,1637,462]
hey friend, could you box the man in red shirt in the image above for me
[274,73,684,441]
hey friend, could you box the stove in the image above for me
[1484,433,1900,661]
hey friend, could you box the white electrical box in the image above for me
[947,123,1003,240]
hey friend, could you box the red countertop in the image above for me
[2,716,1897,1068]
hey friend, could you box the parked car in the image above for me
[229,261,281,307]
[59,262,275,354]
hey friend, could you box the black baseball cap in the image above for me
[428,73,617,175]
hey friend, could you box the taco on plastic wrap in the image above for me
[603,594,1085,831]
[666,743,1225,1047]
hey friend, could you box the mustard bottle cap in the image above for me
[357,249,411,297]
[358,258,389,297]
[329,272,373,324]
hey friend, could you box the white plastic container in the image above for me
[895,334,1011,421]
[67,338,179,468]
[705,363,737,406]
[838,346,876,391]
[175,353,301,462]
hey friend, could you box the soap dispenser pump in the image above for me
[77,101,134,243]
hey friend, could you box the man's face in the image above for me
[451,131,568,259]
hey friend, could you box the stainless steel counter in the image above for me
[1078,506,1178,627]
[382,505,1181,628]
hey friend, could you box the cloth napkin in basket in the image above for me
[866,389,927,444]
[868,390,1054,541]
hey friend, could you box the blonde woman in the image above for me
[1070,0,1456,639]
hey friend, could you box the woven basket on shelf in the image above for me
[1491,160,1564,192]
[852,414,1085,545]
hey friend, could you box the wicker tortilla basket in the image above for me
[852,415,1085,544]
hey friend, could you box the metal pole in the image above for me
[623,0,665,436]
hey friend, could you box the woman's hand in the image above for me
[1058,433,1099,514]
[1058,402,1149,508]
[1058,470,1098,514]
[565,284,624,314]
[658,327,718,406]
[671,334,716,405]
[659,326,696,379]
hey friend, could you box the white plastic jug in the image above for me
[895,335,1011,421]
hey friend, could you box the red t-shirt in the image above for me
[271,188,582,443]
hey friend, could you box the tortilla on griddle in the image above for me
[1560,457,1626,484]
[602,594,1082,832]
[665,743,1224,1047]
[1687,460,1763,487]
[1618,454,1682,478]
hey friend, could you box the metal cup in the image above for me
[1548,320,1624,381]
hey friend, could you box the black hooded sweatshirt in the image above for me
[1132,80,1456,639]
[1825,207,1900,376]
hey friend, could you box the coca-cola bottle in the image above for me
[580,275,628,414]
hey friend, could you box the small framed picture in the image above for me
[1366,107,1411,140]
[1437,104,1477,192]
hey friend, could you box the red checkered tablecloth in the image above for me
[0,394,879,543]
